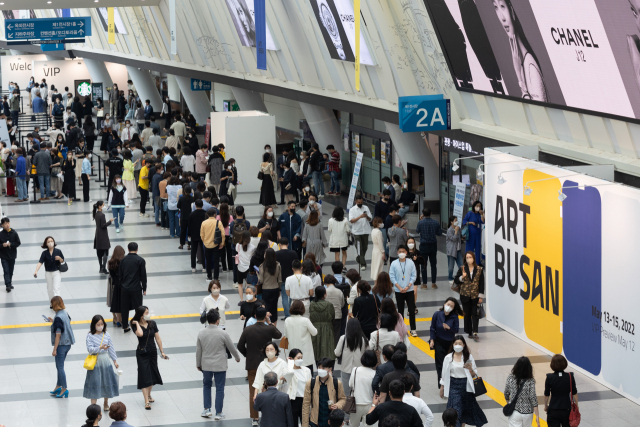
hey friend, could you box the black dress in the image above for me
[61,159,76,198]
[219,170,234,204]
[132,321,163,389]
[109,267,122,313]
[259,165,276,206]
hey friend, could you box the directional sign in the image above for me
[191,79,211,91]
[41,43,65,52]
[7,38,85,46]
[398,94,451,133]
[5,17,91,41]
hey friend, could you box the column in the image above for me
[299,103,340,152]
[230,86,268,112]
[84,59,114,88]
[384,122,439,202]
[167,74,180,101]
[125,66,163,111]
[174,75,212,126]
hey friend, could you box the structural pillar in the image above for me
[125,66,163,111]
[174,75,212,126]
[84,59,114,88]
[230,86,268,113]
[167,74,180,101]
[299,103,340,152]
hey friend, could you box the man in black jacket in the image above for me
[308,143,325,197]
[0,218,20,292]
[189,199,207,273]
[365,380,422,427]
[119,242,147,332]
[275,237,298,320]
[105,149,124,197]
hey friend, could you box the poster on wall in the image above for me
[353,133,360,152]
[484,147,640,404]
[423,0,640,122]
[225,0,276,50]
[2,10,36,19]
[381,141,391,164]
[96,7,128,34]
[308,0,375,65]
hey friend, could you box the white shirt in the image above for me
[236,243,256,273]
[348,205,372,235]
[293,368,309,397]
[285,274,313,300]
[403,393,434,427]
[180,155,195,172]
[253,357,289,392]
[120,126,136,141]
[450,359,466,378]
[328,218,351,248]
[349,366,376,405]
[200,294,231,326]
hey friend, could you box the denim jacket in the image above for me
[51,310,76,347]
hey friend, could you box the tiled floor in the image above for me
[0,184,632,427]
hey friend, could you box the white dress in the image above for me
[370,228,384,280]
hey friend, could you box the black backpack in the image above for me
[233,219,247,245]
[213,220,223,246]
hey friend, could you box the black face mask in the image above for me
[357,203,363,208]
[290,208,296,214]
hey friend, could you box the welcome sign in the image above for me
[484,148,640,404]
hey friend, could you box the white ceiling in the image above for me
[0,0,160,8]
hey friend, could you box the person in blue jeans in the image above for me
[166,177,182,238]
[106,175,129,233]
[326,145,341,195]
[462,201,485,265]
[196,309,241,419]
[47,296,75,398]
[15,148,28,202]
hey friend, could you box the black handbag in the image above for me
[473,376,487,397]
[503,380,526,416]
[58,261,68,273]
[257,171,264,180]
[476,303,486,320]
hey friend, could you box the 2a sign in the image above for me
[398,95,450,133]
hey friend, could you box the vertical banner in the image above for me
[354,0,361,92]
[205,118,211,149]
[169,0,177,55]
[107,7,115,44]
[452,182,466,221]
[255,0,267,70]
[62,9,71,17]
[347,152,364,209]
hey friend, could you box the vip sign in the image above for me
[484,148,640,404]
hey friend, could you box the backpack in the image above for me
[211,219,223,246]
[309,377,339,407]
[233,219,247,244]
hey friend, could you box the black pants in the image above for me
[139,188,148,214]
[460,295,479,335]
[81,174,90,201]
[121,289,141,329]
[179,219,189,246]
[280,179,285,203]
[220,238,233,271]
[262,288,280,323]
[395,291,417,331]
[420,245,438,284]
[107,175,114,198]
[333,319,342,347]
[204,246,221,280]
[547,409,570,427]
[1,258,15,288]
[191,241,204,269]
[434,338,452,388]
[96,249,109,270]
[291,396,303,426]
[340,305,348,336]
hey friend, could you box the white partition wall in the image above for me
[212,111,275,194]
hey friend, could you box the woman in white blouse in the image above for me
[287,348,312,426]
[368,313,402,363]
[83,315,119,411]
[349,350,378,427]
[234,231,256,301]
[199,280,230,328]
[252,342,289,402]
[328,206,351,266]
[283,300,317,371]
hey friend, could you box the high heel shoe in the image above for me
[50,387,62,395]
[55,390,69,398]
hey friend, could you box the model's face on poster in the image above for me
[493,0,515,38]
[630,0,640,33]
[236,4,251,34]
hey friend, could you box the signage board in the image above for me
[92,83,103,103]
[398,95,451,132]
[7,38,84,46]
[452,181,466,222]
[4,17,91,40]
[191,79,212,91]
[40,43,64,52]
[346,152,364,210]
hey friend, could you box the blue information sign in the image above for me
[191,79,212,91]
[255,0,267,70]
[398,95,451,133]
[5,17,91,41]
[41,43,65,52]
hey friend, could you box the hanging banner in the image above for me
[354,0,361,92]
[169,0,177,55]
[205,117,211,149]
[452,182,466,223]
[254,0,267,70]
[347,152,364,210]
[107,7,115,44]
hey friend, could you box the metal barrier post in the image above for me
[29,174,40,204]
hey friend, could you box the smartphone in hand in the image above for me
[42,315,50,322]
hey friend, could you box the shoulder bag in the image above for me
[473,375,487,397]
[83,333,104,370]
[58,260,69,273]
[503,378,526,416]
[257,170,264,180]
[343,367,357,413]
[569,373,581,426]
[279,336,289,349]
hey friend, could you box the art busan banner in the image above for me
[484,147,640,404]
[225,0,276,51]
[423,0,640,122]
[308,0,375,66]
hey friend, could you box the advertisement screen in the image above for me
[225,0,277,51]
[423,0,640,122]
[308,0,375,66]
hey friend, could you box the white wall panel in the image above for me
[528,105,557,141]
[492,98,530,135]
[562,111,589,147]
[472,94,495,126]
[582,115,614,153]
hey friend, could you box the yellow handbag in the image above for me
[83,333,104,370]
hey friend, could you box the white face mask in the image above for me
[444,305,453,314]
[305,187,310,192]
[408,243,415,249]
[266,350,276,359]
[378,224,384,229]
[294,359,305,367]
[317,369,328,378]
[228,166,232,170]
[309,200,315,205]
[398,253,406,259]
[96,325,104,332]
[47,242,54,248]
[267,212,273,218]
[246,294,254,301]
[87,154,92,160]
[475,206,481,212]
[126,123,130,127]
[143,314,151,321]
[403,183,407,189]
[265,149,271,153]
[116,179,122,184]
[453,345,464,353]
[453,220,458,227]
[211,289,220,296]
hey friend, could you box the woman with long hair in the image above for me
[122,149,137,200]
[429,297,463,387]
[258,248,282,326]
[349,350,379,427]
[379,296,408,341]
[504,356,540,427]
[46,296,75,398]
[61,150,76,205]
[453,251,484,342]
[493,0,548,101]
[328,206,350,265]
[93,201,113,274]
[287,348,313,426]
[370,217,385,282]
[34,236,65,307]
[372,271,394,303]
[258,152,276,207]
[108,245,126,327]
[302,258,322,289]
[334,318,368,397]
[83,314,119,410]
[352,280,380,339]
[217,202,233,272]
[440,335,487,427]
[235,230,256,301]
[248,240,268,291]
[302,210,327,268]
[131,305,167,410]
[106,174,129,233]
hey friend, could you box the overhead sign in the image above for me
[191,79,212,91]
[40,43,65,52]
[7,38,84,46]
[398,94,450,133]
[346,152,364,210]
[4,17,91,40]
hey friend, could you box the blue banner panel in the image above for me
[255,0,267,70]
[398,95,450,132]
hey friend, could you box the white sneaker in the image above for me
[192,268,196,273]
[116,228,120,233]
[252,420,259,426]
[202,268,206,273]
[142,213,149,217]
[214,413,225,421]
[449,280,454,285]
[360,266,366,271]
[201,409,212,418]
[139,213,144,217]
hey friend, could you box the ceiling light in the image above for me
[47,1,52,3]
[451,162,459,172]
[524,186,532,196]
[558,190,567,202]
[497,175,506,185]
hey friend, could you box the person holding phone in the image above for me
[83,314,119,411]
[46,296,75,398]
[34,236,65,308]
[130,305,167,410]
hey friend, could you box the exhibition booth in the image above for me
[484,147,640,404]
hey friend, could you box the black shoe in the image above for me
[5,287,10,293]
[9,284,14,289]
[123,328,131,333]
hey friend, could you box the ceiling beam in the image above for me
[1,0,160,7]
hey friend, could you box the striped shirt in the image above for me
[86,332,118,361]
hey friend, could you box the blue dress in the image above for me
[462,211,484,264]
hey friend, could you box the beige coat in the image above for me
[302,375,346,427]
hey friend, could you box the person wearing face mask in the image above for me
[462,201,485,266]
[305,192,323,217]
[121,120,136,143]
[160,96,171,120]
[51,96,65,128]
[349,194,372,271]
[93,201,113,274]
[81,152,94,202]
[446,216,464,285]
[258,206,280,236]
[374,189,393,262]
[254,371,295,427]
[279,160,297,204]
[100,113,115,154]
[61,151,77,205]
[454,251,484,342]
[287,349,313,424]
[239,285,258,327]
[200,280,231,327]
[439,335,487,427]
[95,97,104,128]
[302,357,346,427]
[429,297,462,387]
[106,175,130,233]
[83,315,120,411]
[45,296,75,398]
[219,159,234,203]
[119,242,147,332]
[388,245,418,336]
[252,342,290,401]
[370,217,386,281]
[397,181,415,218]
[130,305,168,410]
